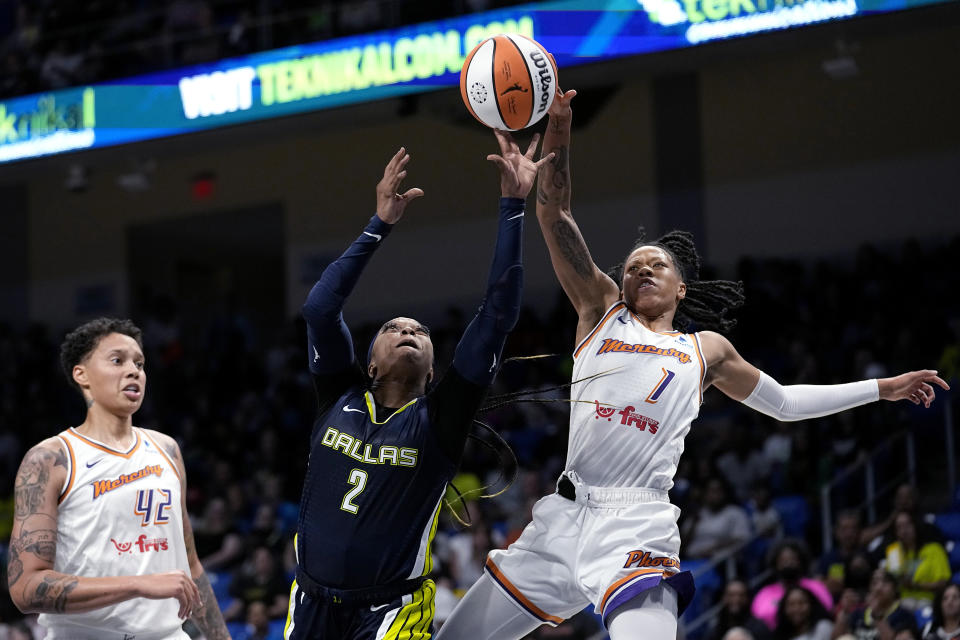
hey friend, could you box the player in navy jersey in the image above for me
[283,131,554,640]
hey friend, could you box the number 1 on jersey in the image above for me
[645,368,675,404]
[340,468,368,515]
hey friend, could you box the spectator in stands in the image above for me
[774,586,833,640]
[745,482,785,577]
[718,429,772,503]
[245,502,286,558]
[861,484,943,554]
[725,628,758,640]
[749,483,784,543]
[817,510,865,601]
[831,551,875,624]
[682,476,752,560]
[763,422,793,470]
[780,429,822,498]
[843,551,877,598]
[833,570,917,639]
[921,583,960,640]
[708,579,773,640]
[885,512,951,610]
[431,565,458,630]
[753,539,833,630]
[195,496,245,572]
[234,600,283,640]
[447,523,494,592]
[223,546,289,622]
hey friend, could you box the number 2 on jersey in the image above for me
[645,368,675,404]
[340,468,368,515]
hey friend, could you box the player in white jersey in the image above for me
[6,318,230,640]
[436,88,949,640]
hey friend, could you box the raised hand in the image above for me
[139,570,202,619]
[878,369,950,407]
[376,147,425,224]
[487,130,555,199]
[548,87,577,121]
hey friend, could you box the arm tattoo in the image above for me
[191,573,230,640]
[14,447,63,520]
[17,526,57,564]
[7,542,23,586]
[549,145,569,191]
[551,219,594,279]
[550,117,568,135]
[537,146,569,206]
[27,574,78,613]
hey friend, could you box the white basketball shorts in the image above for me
[485,471,694,626]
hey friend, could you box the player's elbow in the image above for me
[9,596,26,614]
[9,584,36,614]
[772,409,808,422]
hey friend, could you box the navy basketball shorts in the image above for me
[283,578,436,640]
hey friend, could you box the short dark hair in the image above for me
[60,318,143,391]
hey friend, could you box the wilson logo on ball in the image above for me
[460,34,558,131]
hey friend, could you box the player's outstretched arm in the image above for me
[449,130,553,387]
[700,331,950,419]
[430,131,552,460]
[302,147,424,377]
[535,88,620,339]
[8,439,201,617]
[150,431,231,639]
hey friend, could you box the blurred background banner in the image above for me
[1,0,953,164]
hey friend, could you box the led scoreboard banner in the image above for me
[0,0,953,164]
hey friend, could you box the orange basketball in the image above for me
[460,34,558,131]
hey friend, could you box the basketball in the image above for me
[460,34,559,131]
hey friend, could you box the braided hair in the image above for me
[606,229,745,333]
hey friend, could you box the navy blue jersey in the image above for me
[297,367,484,588]
[295,198,526,592]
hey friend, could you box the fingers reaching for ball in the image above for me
[375,147,423,225]
[488,130,554,199]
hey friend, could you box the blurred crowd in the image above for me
[1,233,959,640]
[0,0,525,100]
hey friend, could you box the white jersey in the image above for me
[567,302,705,491]
[39,427,190,640]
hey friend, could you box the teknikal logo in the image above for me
[110,534,169,556]
[636,0,858,44]
[593,401,660,434]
